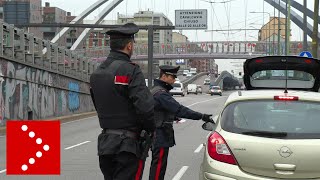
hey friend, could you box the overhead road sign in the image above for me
[175,9,207,30]
[299,51,313,58]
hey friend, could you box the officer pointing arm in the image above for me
[148,65,213,180]
[154,91,212,122]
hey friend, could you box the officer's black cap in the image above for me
[160,65,180,77]
[106,23,139,39]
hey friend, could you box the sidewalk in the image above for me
[0,111,97,136]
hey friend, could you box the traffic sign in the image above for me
[299,51,313,58]
[175,9,207,30]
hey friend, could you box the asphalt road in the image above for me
[0,75,233,180]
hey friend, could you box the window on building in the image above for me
[93,39,98,47]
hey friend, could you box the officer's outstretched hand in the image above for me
[202,114,214,123]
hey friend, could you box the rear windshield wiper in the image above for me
[241,131,287,138]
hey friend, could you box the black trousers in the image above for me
[149,147,170,180]
[99,152,144,180]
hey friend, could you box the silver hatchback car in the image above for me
[200,56,320,180]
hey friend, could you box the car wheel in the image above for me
[211,94,213,96]
[220,93,222,96]
[181,94,185,97]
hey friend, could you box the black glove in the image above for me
[202,114,214,123]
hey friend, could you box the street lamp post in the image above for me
[250,11,272,55]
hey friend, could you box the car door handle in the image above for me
[274,164,296,171]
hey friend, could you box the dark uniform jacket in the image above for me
[152,79,203,148]
[90,50,155,157]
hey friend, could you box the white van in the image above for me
[190,68,197,75]
[187,84,198,94]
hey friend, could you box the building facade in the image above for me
[42,2,66,41]
[117,10,173,77]
[172,32,189,69]
[258,17,286,42]
[3,0,43,38]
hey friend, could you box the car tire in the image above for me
[181,94,185,97]
[211,94,213,96]
[220,93,222,96]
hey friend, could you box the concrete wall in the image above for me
[0,57,95,127]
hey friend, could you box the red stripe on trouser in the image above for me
[135,160,144,180]
[155,148,165,180]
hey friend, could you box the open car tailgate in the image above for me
[243,56,320,92]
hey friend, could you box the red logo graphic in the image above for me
[6,120,60,175]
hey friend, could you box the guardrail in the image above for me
[181,72,207,87]
[0,21,98,82]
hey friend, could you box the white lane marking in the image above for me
[64,141,91,150]
[186,97,225,107]
[194,144,204,153]
[0,169,6,174]
[172,166,189,180]
[61,116,97,125]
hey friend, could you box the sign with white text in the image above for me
[175,9,207,30]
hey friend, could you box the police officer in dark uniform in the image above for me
[89,23,155,180]
[149,65,214,180]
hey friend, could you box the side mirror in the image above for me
[202,122,215,131]
[201,115,218,131]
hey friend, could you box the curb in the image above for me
[0,111,97,136]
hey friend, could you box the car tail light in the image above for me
[207,132,237,165]
[274,96,299,101]
[255,59,263,63]
[304,59,312,64]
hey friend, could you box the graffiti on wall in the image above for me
[68,82,80,111]
[0,59,94,126]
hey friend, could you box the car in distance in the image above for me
[183,70,189,76]
[197,85,202,94]
[200,56,320,180]
[187,84,197,95]
[170,82,185,97]
[210,86,222,96]
[186,72,192,77]
[204,78,210,85]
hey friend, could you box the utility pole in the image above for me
[312,0,319,58]
[277,0,281,55]
[273,3,276,55]
[303,0,308,51]
[147,25,154,88]
[285,0,291,55]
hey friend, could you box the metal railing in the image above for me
[0,21,99,82]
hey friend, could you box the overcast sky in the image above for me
[42,0,317,42]
[42,0,318,72]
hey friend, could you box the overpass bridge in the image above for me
[212,70,242,90]
[82,41,314,61]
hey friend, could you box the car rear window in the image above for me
[221,100,320,139]
[173,83,181,88]
[249,70,315,89]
